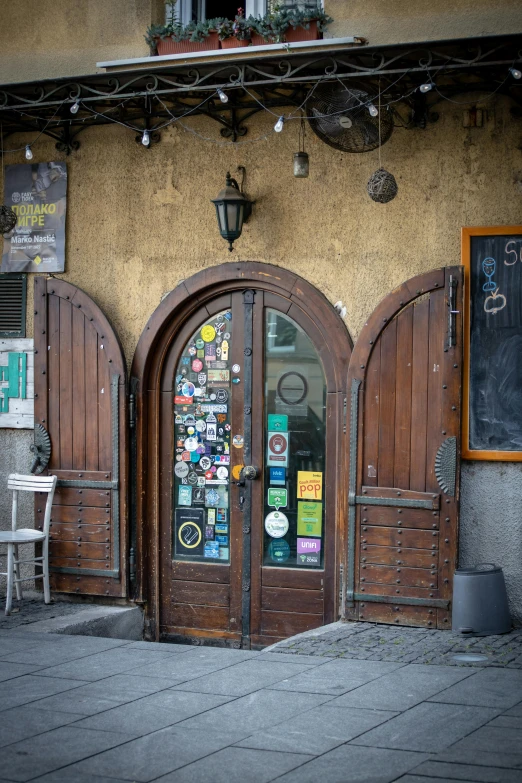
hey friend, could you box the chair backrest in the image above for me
[8,473,58,536]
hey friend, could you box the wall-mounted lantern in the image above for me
[211,167,253,252]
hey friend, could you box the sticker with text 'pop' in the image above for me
[297,471,322,500]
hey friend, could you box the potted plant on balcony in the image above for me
[284,7,333,43]
[218,8,251,49]
[146,5,222,56]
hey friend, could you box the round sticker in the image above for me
[192,359,203,373]
[232,364,240,373]
[184,437,198,452]
[225,423,231,431]
[196,338,204,350]
[187,471,199,485]
[200,456,212,471]
[175,462,189,478]
[265,511,289,539]
[224,332,231,340]
[268,539,290,563]
[190,452,200,463]
[201,324,216,343]
[196,444,206,454]
[181,382,195,398]
[178,521,202,549]
[233,434,244,449]
[216,389,228,403]
[216,466,229,480]
[232,464,244,480]
[196,420,206,432]
[188,345,197,356]
[187,426,195,435]
[211,465,217,473]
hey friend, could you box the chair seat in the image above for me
[0,529,46,543]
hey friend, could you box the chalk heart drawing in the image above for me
[484,288,507,315]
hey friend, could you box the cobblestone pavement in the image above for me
[0,592,98,629]
[269,621,522,668]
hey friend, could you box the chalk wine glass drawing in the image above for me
[482,257,507,314]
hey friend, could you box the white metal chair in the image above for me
[0,473,57,616]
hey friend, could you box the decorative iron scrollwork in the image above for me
[30,423,51,474]
[435,436,457,496]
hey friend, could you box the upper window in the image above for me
[167,1,321,25]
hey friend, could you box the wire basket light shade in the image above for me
[0,205,17,234]
[367,168,398,203]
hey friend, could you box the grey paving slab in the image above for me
[435,748,522,770]
[67,726,246,782]
[126,646,262,682]
[72,688,234,736]
[272,745,428,783]
[254,652,333,665]
[406,759,522,782]
[395,777,469,783]
[428,667,522,709]
[488,714,522,729]
[447,725,522,756]
[328,664,473,711]
[33,673,180,715]
[235,705,397,752]
[122,640,194,653]
[31,773,128,783]
[0,704,83,748]
[32,646,177,681]
[351,702,500,753]
[174,689,333,733]
[502,702,522,717]
[154,746,313,783]
[1,636,131,667]
[0,673,88,712]
[268,658,405,696]
[172,658,314,696]
[0,726,134,782]
[0,636,43,656]
[0,660,47,681]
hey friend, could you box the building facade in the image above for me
[1,0,522,644]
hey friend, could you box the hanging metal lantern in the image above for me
[0,204,17,235]
[367,167,398,203]
[211,170,253,252]
[293,152,309,178]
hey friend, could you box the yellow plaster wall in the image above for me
[8,93,522,366]
[1,1,522,83]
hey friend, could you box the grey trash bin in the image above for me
[452,563,511,636]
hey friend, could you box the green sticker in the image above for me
[267,414,288,432]
[268,488,287,509]
[297,501,322,537]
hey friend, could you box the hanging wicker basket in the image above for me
[367,168,398,203]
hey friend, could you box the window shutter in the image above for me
[0,274,26,337]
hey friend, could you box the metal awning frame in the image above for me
[1,33,521,151]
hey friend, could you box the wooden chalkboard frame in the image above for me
[462,225,522,461]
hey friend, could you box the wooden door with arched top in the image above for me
[132,263,352,647]
[344,266,463,628]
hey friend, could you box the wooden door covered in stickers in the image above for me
[344,267,463,628]
[154,269,350,648]
[33,278,127,598]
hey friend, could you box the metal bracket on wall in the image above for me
[51,374,121,579]
[346,377,361,606]
[435,436,457,496]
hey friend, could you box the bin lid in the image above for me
[455,563,501,575]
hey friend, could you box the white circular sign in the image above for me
[200,456,212,471]
[216,466,229,480]
[196,420,206,432]
[232,364,240,373]
[175,462,189,478]
[265,511,289,539]
[184,437,198,452]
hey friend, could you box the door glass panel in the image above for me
[263,309,326,568]
[172,309,232,563]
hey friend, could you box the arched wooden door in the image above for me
[132,263,352,647]
[344,267,463,628]
[34,278,127,597]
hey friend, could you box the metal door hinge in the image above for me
[129,393,136,429]
[343,396,347,433]
[447,275,458,349]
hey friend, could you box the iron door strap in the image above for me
[447,273,458,349]
[241,289,255,647]
[51,373,121,579]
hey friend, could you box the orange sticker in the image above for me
[232,464,244,480]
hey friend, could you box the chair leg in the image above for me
[5,544,14,616]
[13,545,23,601]
[43,537,51,605]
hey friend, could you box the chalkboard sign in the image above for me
[462,226,522,460]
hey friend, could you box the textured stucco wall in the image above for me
[1,0,522,83]
[460,462,522,625]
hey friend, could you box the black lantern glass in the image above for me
[212,172,252,251]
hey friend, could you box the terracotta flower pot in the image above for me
[156,32,220,55]
[221,36,251,49]
[285,21,321,43]
[250,33,276,46]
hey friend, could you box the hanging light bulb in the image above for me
[141,130,150,147]
[25,145,33,161]
[70,100,80,114]
[510,67,522,80]
[419,82,433,93]
[274,116,284,133]
[218,89,228,104]
[368,103,379,117]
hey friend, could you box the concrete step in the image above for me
[15,604,143,640]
